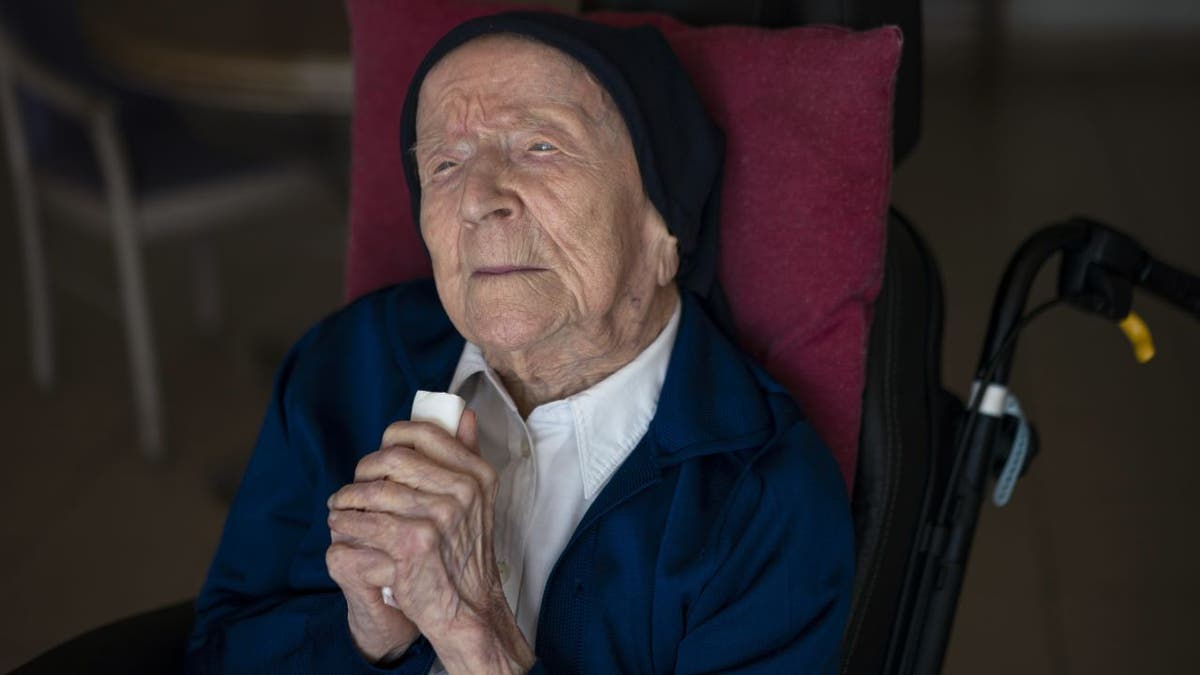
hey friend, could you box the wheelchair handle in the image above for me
[978,216,1200,386]
[976,221,1088,384]
[1141,255,1200,320]
[906,216,1200,674]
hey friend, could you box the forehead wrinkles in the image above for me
[415,37,619,146]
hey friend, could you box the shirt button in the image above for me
[520,439,531,458]
[499,560,510,579]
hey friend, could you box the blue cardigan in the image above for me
[186,280,853,674]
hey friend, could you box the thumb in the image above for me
[457,408,479,455]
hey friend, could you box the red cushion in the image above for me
[344,0,901,492]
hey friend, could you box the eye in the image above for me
[433,160,458,174]
[528,141,557,153]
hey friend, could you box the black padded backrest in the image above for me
[581,0,921,163]
[844,211,955,674]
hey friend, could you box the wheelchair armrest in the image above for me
[7,599,194,675]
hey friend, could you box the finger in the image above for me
[331,519,391,548]
[329,494,458,539]
[380,419,455,451]
[352,445,493,508]
[371,522,454,617]
[373,421,495,493]
[457,409,479,456]
[330,531,394,560]
[333,513,443,573]
[347,450,479,507]
[333,480,452,519]
[326,541,395,592]
[352,443,466,492]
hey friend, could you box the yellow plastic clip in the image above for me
[1118,312,1156,364]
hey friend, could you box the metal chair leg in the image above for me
[92,109,166,461]
[1,65,55,391]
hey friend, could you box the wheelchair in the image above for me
[10,0,1199,673]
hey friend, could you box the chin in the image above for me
[463,301,562,353]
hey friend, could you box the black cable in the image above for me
[901,296,1066,675]
[971,298,1062,405]
[937,297,1061,527]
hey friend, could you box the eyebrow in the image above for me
[408,135,443,160]
[410,108,583,159]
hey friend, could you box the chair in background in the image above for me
[0,6,330,460]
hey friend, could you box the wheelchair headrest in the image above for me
[343,0,900,491]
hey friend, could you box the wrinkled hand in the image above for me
[326,526,420,663]
[327,412,534,674]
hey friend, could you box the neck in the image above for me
[484,286,679,418]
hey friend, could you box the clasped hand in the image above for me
[325,412,533,674]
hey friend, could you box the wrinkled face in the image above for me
[414,35,671,353]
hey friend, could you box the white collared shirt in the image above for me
[445,299,681,650]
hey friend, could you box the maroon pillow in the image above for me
[344,0,901,492]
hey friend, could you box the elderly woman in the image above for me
[186,12,852,675]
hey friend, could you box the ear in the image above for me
[643,206,679,287]
[655,233,680,287]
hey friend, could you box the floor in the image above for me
[2,41,1198,675]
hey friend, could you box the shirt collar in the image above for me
[448,340,494,401]
[448,298,682,500]
[565,299,680,498]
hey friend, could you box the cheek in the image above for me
[545,163,625,240]
[420,197,470,312]
[570,172,641,277]
[535,175,626,296]
[420,196,461,268]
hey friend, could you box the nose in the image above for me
[458,154,520,227]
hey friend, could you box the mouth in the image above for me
[472,266,547,276]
